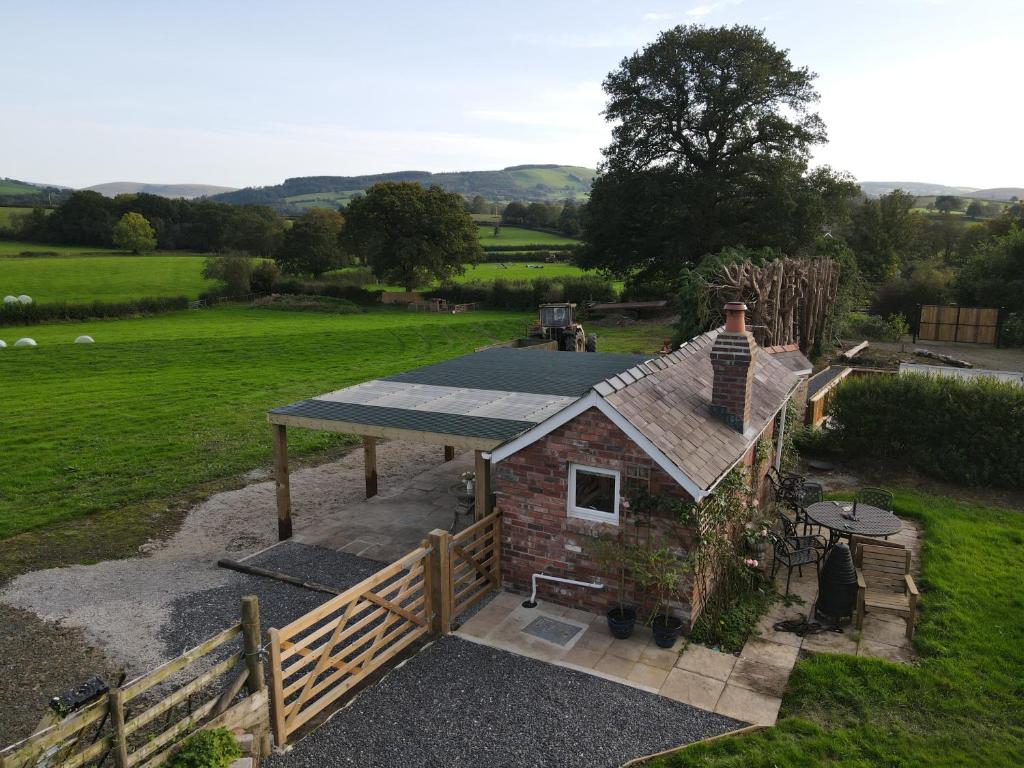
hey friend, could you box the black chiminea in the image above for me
[815,544,858,624]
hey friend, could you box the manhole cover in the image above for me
[522,616,584,646]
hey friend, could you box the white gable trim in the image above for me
[489,391,709,501]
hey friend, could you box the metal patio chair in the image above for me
[769,530,823,596]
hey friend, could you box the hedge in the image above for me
[0,296,189,325]
[432,276,616,310]
[827,373,1024,488]
[269,279,383,306]
[480,244,579,253]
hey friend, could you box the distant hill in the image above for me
[965,187,1024,201]
[85,182,238,199]
[859,181,980,198]
[212,165,597,212]
[0,176,71,206]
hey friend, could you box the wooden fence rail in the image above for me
[0,598,268,768]
[267,546,433,745]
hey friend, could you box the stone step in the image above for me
[228,758,253,768]
[234,733,256,756]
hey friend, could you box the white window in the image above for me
[567,464,620,524]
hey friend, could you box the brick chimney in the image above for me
[709,301,758,433]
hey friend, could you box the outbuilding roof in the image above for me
[267,347,650,447]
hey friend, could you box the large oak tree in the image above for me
[581,25,857,282]
[342,182,481,291]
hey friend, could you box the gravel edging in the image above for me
[269,635,743,768]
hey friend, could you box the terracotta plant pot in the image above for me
[651,614,684,648]
[607,606,637,639]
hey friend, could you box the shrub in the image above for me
[255,294,361,314]
[166,728,240,768]
[250,260,280,294]
[1002,311,1024,347]
[202,253,253,296]
[828,373,1024,488]
[836,311,908,342]
[0,296,189,326]
[689,581,777,653]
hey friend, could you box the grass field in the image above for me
[0,254,214,303]
[0,240,127,258]
[0,207,47,227]
[652,489,1024,768]
[0,307,537,540]
[478,226,578,246]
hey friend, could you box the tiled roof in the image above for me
[600,329,802,491]
[764,346,813,376]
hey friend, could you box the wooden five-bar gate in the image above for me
[916,304,1002,345]
[267,509,502,746]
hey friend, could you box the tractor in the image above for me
[528,303,597,352]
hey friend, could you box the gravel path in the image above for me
[269,636,742,768]
[0,441,441,675]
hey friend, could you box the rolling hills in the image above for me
[211,164,596,212]
[84,182,238,199]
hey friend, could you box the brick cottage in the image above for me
[489,302,811,626]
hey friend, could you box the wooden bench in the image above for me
[854,540,918,639]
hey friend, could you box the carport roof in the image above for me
[267,347,651,448]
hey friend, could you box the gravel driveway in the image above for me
[270,636,742,768]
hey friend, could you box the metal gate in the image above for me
[916,304,1002,345]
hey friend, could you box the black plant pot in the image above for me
[651,614,684,648]
[607,606,637,639]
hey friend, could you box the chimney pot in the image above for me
[724,301,747,333]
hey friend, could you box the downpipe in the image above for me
[522,572,605,608]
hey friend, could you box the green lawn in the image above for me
[477,226,579,246]
[651,489,1024,768]
[0,307,535,538]
[0,254,214,303]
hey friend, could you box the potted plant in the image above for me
[590,532,637,639]
[460,470,475,495]
[630,541,691,648]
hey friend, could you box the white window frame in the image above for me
[567,463,620,524]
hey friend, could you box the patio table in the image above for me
[805,500,901,549]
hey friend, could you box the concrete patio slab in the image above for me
[675,644,737,681]
[714,684,782,726]
[660,668,726,711]
[729,658,791,697]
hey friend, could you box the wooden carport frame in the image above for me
[267,411,499,541]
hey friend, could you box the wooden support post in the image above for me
[108,688,129,768]
[272,424,292,541]
[363,436,378,498]
[444,445,455,462]
[267,628,287,748]
[474,450,491,521]
[427,529,452,635]
[240,596,271,757]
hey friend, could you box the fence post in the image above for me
[427,529,452,636]
[240,596,271,757]
[266,629,287,749]
[108,689,129,768]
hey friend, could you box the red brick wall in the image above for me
[493,407,695,622]
[494,406,774,628]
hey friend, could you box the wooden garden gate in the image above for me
[916,304,1001,345]
[266,510,503,746]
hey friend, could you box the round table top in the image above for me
[805,500,902,538]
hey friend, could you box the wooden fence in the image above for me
[266,546,433,745]
[916,304,1001,345]
[0,597,268,768]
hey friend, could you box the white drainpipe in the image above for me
[522,572,605,608]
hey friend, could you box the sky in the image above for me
[3,0,1022,190]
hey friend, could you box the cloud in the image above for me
[642,12,677,21]
[685,0,741,17]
